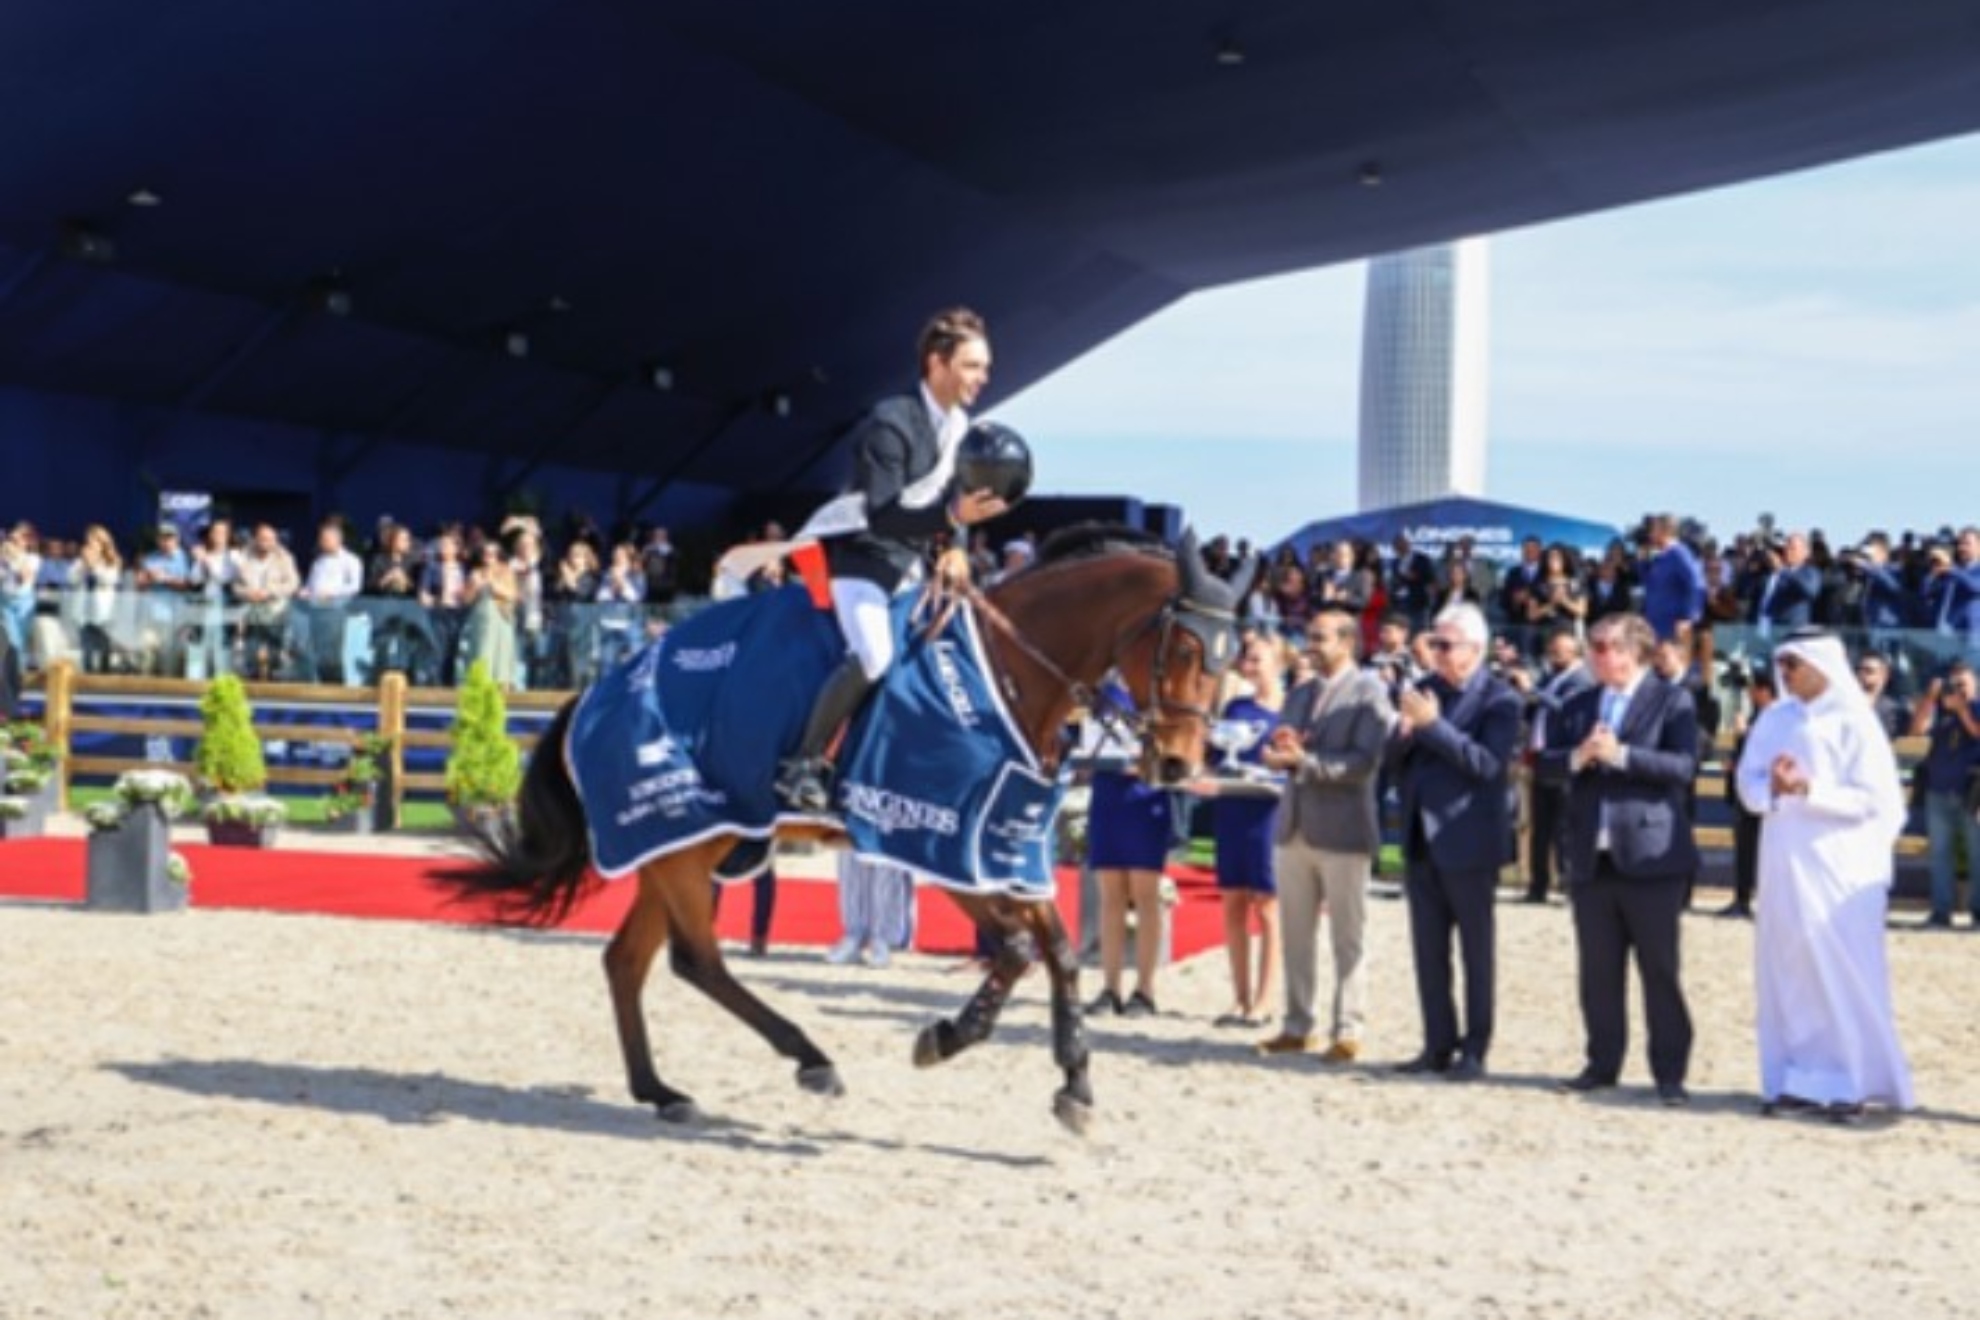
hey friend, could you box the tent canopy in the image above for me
[1275,497,1625,566]
[2,2,1977,527]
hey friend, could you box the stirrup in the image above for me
[775,757,834,815]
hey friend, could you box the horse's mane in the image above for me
[1030,523,1172,570]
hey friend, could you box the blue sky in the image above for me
[995,130,1980,549]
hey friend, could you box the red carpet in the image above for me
[0,839,1227,959]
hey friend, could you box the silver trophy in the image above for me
[1207,718,1268,776]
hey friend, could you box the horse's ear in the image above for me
[1176,527,1205,598]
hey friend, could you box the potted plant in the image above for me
[323,734,394,835]
[194,674,284,847]
[1,720,60,826]
[85,769,197,912]
[444,661,521,832]
[202,792,288,847]
[0,793,37,840]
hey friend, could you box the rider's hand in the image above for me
[935,546,972,587]
[949,488,1009,526]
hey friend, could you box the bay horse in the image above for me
[443,527,1252,1134]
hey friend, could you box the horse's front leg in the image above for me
[1026,901,1095,1135]
[913,894,1033,1068]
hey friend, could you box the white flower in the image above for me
[203,793,288,826]
[84,801,127,831]
[114,770,195,818]
[165,852,193,886]
[0,796,29,821]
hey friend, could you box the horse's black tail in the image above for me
[438,696,596,926]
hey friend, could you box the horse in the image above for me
[441,527,1253,1134]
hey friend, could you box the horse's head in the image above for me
[1115,529,1256,786]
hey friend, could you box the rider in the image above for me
[716,308,1010,880]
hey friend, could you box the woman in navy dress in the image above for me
[1083,678,1174,1017]
[1210,635,1286,1027]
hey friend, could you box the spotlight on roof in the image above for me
[1214,40,1245,67]
[769,392,792,420]
[307,274,354,317]
[545,294,572,314]
[1357,160,1384,188]
[500,328,530,359]
[126,187,164,208]
[645,362,676,392]
[58,219,116,265]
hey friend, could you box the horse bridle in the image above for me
[957,581,1240,764]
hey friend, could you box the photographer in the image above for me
[1847,534,1917,640]
[1908,660,1980,928]
[1747,531,1821,638]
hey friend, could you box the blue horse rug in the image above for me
[565,584,1062,899]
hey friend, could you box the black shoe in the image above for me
[774,758,834,815]
[1716,902,1752,919]
[713,838,772,882]
[1392,1052,1451,1076]
[1656,1082,1690,1108]
[1557,1068,1619,1094]
[1446,1055,1486,1083]
[1084,989,1124,1016]
[1521,891,1549,905]
[1122,990,1159,1018]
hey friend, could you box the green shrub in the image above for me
[195,675,267,794]
[445,661,521,808]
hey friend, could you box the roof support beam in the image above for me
[617,400,753,523]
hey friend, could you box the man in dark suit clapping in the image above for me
[1536,611,1701,1107]
[1388,602,1522,1081]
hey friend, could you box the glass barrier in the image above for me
[12,588,708,691]
[16,582,1979,698]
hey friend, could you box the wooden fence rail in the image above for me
[29,661,571,822]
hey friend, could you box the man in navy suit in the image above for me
[1387,601,1522,1081]
[1748,531,1822,637]
[1522,627,1594,903]
[1638,515,1704,642]
[1536,611,1700,1106]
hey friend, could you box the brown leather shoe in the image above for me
[1319,1039,1360,1063]
[1256,1032,1319,1057]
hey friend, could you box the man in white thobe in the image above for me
[1735,630,1915,1120]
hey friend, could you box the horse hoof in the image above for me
[912,1025,945,1069]
[655,1098,705,1126]
[1052,1090,1095,1137]
[797,1064,845,1098]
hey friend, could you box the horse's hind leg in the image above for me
[912,893,1033,1068]
[656,848,845,1098]
[1024,901,1095,1135]
[605,871,699,1122]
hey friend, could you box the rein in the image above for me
[942,577,1234,769]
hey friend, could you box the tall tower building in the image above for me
[1355,238,1489,511]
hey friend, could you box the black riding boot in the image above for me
[775,658,877,814]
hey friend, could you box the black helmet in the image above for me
[954,421,1032,506]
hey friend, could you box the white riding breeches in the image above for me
[832,576,900,681]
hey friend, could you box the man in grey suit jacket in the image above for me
[1534,611,1700,1106]
[1257,605,1394,1060]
